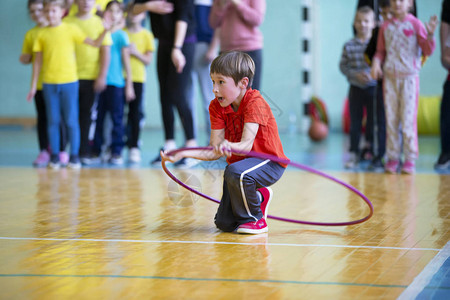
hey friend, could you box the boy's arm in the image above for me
[26,51,42,102]
[84,28,109,48]
[94,45,110,92]
[339,44,360,82]
[122,46,135,102]
[130,43,153,65]
[215,123,259,157]
[162,129,224,163]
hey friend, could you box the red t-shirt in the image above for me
[209,89,289,167]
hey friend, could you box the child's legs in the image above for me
[34,90,49,151]
[215,158,285,231]
[78,80,96,157]
[348,86,365,154]
[375,81,386,157]
[214,180,237,232]
[127,82,143,149]
[383,76,401,161]
[109,86,125,155]
[440,80,450,154]
[399,76,419,162]
[92,88,109,155]
[43,84,61,155]
[364,86,376,149]
[59,81,80,156]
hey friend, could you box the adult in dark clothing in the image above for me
[436,0,450,169]
[133,0,198,167]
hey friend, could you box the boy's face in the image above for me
[29,3,45,24]
[44,4,64,26]
[76,0,96,14]
[107,3,123,24]
[128,11,145,24]
[354,12,375,37]
[210,73,246,108]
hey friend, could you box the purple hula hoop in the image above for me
[161,147,374,226]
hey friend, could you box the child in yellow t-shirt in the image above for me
[21,0,69,167]
[26,0,110,169]
[64,0,113,163]
[124,7,155,163]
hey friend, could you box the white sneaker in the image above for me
[109,154,124,165]
[128,147,141,163]
[345,152,358,169]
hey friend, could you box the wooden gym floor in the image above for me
[0,126,449,299]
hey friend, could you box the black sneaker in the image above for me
[434,153,450,170]
[150,148,164,166]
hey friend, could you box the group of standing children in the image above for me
[340,0,437,174]
[22,0,155,169]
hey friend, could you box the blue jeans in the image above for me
[43,82,80,156]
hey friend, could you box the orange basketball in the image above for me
[308,120,329,142]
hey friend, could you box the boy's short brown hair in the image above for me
[210,51,255,88]
[43,0,66,8]
[28,0,44,8]
[356,5,375,18]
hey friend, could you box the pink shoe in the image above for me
[385,160,399,174]
[258,187,273,220]
[401,160,415,174]
[33,150,50,167]
[236,219,268,234]
[59,151,69,166]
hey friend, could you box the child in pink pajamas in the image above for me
[371,0,437,174]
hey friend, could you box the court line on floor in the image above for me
[397,241,450,299]
[0,273,409,288]
[0,236,440,251]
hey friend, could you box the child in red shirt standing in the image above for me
[162,51,287,234]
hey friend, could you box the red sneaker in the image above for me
[236,218,268,234]
[258,187,273,220]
